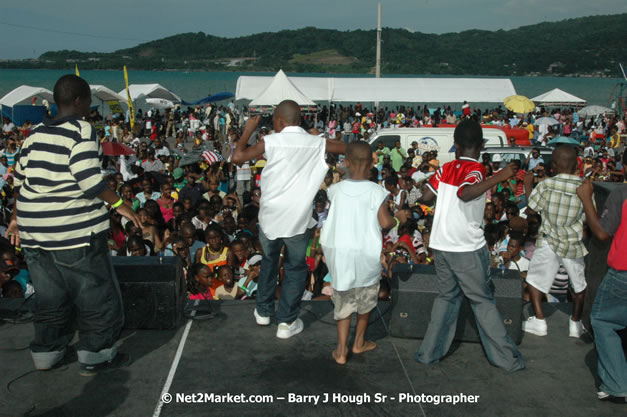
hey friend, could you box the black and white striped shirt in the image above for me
[14,116,109,250]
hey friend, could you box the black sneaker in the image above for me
[598,391,627,404]
[79,352,131,377]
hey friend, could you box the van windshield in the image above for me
[370,135,400,150]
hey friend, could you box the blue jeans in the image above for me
[23,232,124,368]
[415,246,525,371]
[591,268,627,396]
[256,226,311,323]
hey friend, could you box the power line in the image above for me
[0,21,148,43]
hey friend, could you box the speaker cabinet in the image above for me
[390,264,524,344]
[113,257,185,329]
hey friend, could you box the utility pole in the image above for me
[375,3,382,113]
[376,2,382,79]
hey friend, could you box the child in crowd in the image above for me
[214,265,239,300]
[158,183,176,223]
[238,253,262,298]
[384,176,406,210]
[188,263,214,300]
[171,236,190,273]
[229,239,249,281]
[192,200,212,231]
[500,232,529,277]
[203,176,225,202]
[120,184,140,212]
[320,141,396,365]
[195,224,232,272]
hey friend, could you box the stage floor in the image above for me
[0,300,624,417]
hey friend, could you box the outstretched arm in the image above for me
[459,163,517,202]
[326,139,347,155]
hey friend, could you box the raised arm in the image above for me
[232,116,265,165]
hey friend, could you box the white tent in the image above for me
[249,70,316,106]
[0,85,54,107]
[90,85,126,102]
[237,75,516,103]
[239,75,331,102]
[119,84,181,103]
[531,88,587,107]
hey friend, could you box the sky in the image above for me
[1,0,626,59]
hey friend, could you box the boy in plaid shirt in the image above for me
[522,146,587,338]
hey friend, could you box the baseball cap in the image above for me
[248,253,262,267]
[411,171,434,183]
[172,167,184,180]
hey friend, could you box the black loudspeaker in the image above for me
[113,257,186,329]
[389,264,524,344]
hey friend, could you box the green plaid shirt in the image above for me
[527,174,587,258]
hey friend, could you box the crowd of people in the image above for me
[1,91,626,310]
[1,92,625,306]
[0,75,625,399]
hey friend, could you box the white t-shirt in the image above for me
[507,256,530,273]
[2,122,15,133]
[236,162,251,181]
[321,180,389,291]
[259,126,328,239]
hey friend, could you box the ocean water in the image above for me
[0,69,623,109]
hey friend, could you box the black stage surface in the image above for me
[0,300,624,417]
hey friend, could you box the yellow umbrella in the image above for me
[504,95,535,113]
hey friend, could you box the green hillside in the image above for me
[3,13,626,76]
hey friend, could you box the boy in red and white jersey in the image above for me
[414,119,525,371]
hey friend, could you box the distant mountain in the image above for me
[3,13,626,76]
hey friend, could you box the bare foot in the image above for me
[332,347,348,365]
[352,340,376,354]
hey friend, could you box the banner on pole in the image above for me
[123,66,135,129]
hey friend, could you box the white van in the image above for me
[368,127,506,164]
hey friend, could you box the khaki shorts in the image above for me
[331,282,380,320]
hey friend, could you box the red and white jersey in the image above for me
[427,157,487,252]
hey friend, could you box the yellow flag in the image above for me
[123,66,135,129]
[75,64,80,76]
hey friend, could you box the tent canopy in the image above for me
[249,70,316,106]
[90,85,126,102]
[0,85,54,107]
[119,84,181,103]
[531,88,586,107]
[237,74,516,103]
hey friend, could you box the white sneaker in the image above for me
[569,318,586,338]
[522,316,548,336]
[597,391,610,400]
[276,318,304,339]
[254,308,270,326]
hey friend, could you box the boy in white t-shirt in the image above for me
[320,142,396,365]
